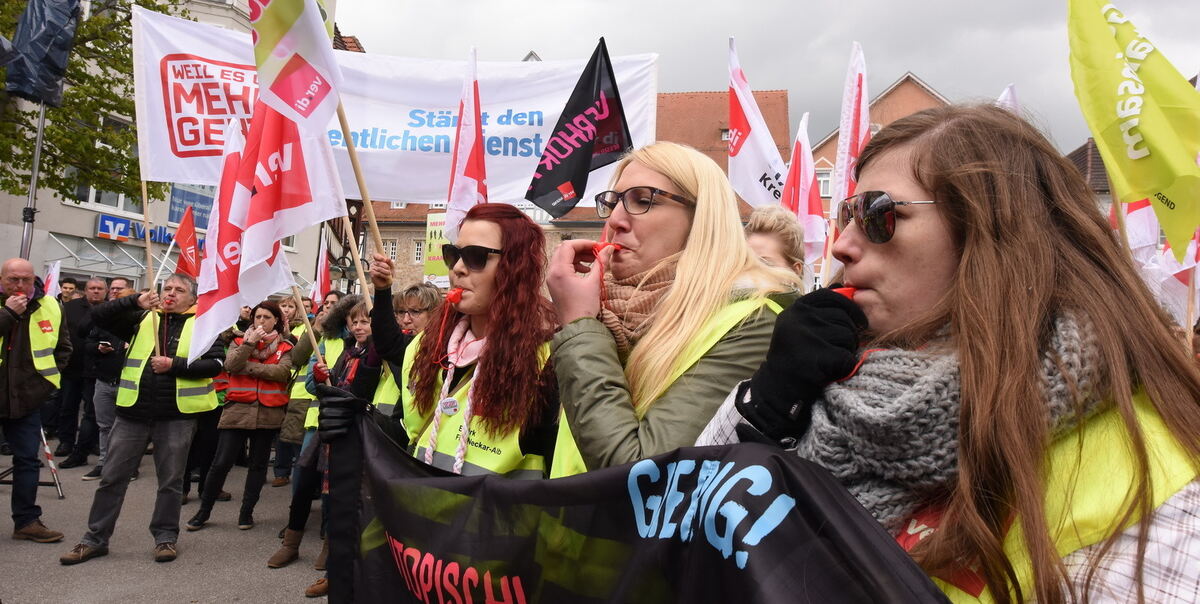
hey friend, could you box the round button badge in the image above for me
[439,397,459,416]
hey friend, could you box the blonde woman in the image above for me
[546,142,799,473]
[745,205,806,276]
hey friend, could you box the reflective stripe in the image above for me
[414,448,545,481]
[31,348,54,358]
[178,385,214,397]
[119,379,138,390]
[124,358,142,368]
[37,367,60,377]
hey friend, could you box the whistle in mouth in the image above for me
[446,288,464,304]
[832,287,857,300]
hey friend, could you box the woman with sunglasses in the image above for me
[391,203,559,478]
[704,105,1200,602]
[546,142,799,475]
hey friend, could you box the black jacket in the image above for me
[90,295,224,421]
[62,296,103,377]
[84,324,126,382]
[0,279,72,419]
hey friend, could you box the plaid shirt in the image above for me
[1064,478,1200,602]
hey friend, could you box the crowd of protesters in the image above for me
[3,104,1199,601]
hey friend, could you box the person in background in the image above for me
[301,296,315,318]
[1,258,71,544]
[60,274,224,566]
[59,278,109,469]
[58,277,77,304]
[187,301,293,531]
[545,142,798,475]
[79,278,133,481]
[393,282,441,336]
[270,295,305,487]
[744,205,806,276]
[708,105,1200,601]
[321,291,343,316]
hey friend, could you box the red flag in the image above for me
[728,37,786,207]
[308,227,331,302]
[780,112,827,268]
[823,42,871,281]
[174,205,200,278]
[445,47,488,243]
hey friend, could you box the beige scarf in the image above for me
[598,253,681,357]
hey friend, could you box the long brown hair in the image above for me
[855,104,1200,603]
[410,204,557,436]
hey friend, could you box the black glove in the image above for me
[316,384,368,442]
[737,286,868,441]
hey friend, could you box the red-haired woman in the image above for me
[395,204,558,477]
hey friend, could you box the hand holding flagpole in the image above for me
[139,180,162,357]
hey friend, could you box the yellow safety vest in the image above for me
[117,312,217,414]
[938,390,1197,602]
[289,324,314,401]
[0,297,64,388]
[550,297,784,478]
[385,331,430,446]
[411,340,552,480]
[373,362,401,418]
[304,337,345,429]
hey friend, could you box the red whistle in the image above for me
[402,329,415,336]
[592,242,622,256]
[832,287,857,300]
[446,288,464,304]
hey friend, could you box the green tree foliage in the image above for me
[0,0,189,205]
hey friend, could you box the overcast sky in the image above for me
[335,0,1200,153]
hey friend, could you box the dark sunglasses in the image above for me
[594,186,694,219]
[442,243,502,271]
[837,191,939,244]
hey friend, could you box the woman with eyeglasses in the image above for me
[371,203,559,478]
[545,142,800,475]
[701,105,1200,602]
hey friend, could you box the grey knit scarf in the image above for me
[797,312,1104,532]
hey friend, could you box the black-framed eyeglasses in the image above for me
[837,190,939,244]
[394,308,432,317]
[442,244,502,271]
[594,186,695,219]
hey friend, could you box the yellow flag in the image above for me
[1068,0,1200,260]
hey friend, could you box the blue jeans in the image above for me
[0,413,45,530]
[274,435,300,478]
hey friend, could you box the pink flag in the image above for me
[43,260,62,299]
[445,47,488,244]
[823,42,871,280]
[308,226,331,302]
[232,100,346,300]
[995,84,1020,113]
[780,113,826,267]
[727,37,786,207]
[191,120,251,362]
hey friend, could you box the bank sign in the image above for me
[95,213,204,248]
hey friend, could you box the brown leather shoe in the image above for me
[154,541,178,563]
[13,519,64,543]
[305,577,328,598]
[271,476,290,487]
[60,542,108,565]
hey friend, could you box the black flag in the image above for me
[526,38,633,218]
[4,0,81,107]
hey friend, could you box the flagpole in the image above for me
[152,236,178,285]
[139,180,162,357]
[1106,173,1132,258]
[336,104,385,255]
[290,285,329,374]
[819,214,837,285]
[1187,266,1197,351]
[339,215,374,311]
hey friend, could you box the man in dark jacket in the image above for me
[60,274,224,565]
[76,277,132,481]
[57,277,109,464]
[0,258,71,544]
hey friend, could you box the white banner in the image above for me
[727,38,786,207]
[132,7,658,203]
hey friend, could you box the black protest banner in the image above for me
[334,413,949,603]
[4,0,80,107]
[525,38,633,218]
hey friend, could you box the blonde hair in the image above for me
[745,205,805,267]
[614,142,800,413]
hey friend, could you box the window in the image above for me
[413,239,425,264]
[816,170,832,199]
[720,128,731,141]
[430,202,447,210]
[380,238,398,260]
[390,201,407,209]
[67,117,142,215]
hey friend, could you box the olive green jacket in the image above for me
[551,302,779,470]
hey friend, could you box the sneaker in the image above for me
[185,509,210,531]
[130,470,139,481]
[305,577,329,598]
[59,454,88,469]
[153,542,177,563]
[53,443,73,457]
[217,490,232,502]
[60,542,108,565]
[82,466,103,481]
[271,476,290,488]
[13,519,64,543]
[237,511,254,530]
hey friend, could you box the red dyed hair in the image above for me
[410,204,557,436]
